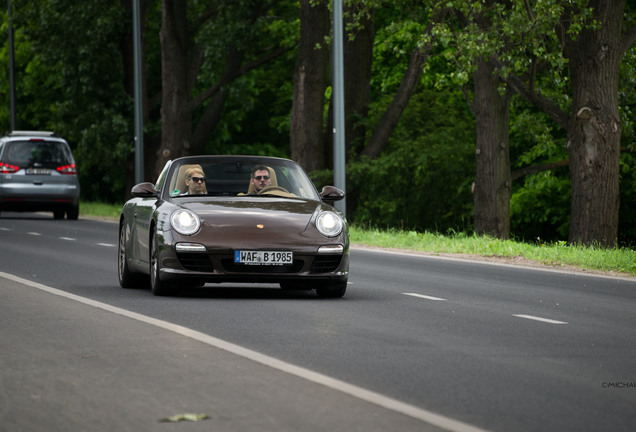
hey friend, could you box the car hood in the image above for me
[177,197,327,235]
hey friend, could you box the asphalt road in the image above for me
[1,213,635,432]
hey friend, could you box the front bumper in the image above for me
[158,239,349,284]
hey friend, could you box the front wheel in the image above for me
[150,229,179,296]
[315,281,347,298]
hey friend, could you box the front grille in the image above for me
[310,255,343,273]
[221,259,304,273]
[177,253,214,272]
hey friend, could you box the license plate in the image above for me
[234,250,293,265]
[27,168,51,175]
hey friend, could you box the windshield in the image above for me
[163,157,320,200]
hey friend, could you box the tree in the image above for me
[505,0,636,246]
[343,3,374,160]
[6,1,635,245]
[328,4,448,217]
[156,0,294,177]
[561,0,633,245]
[435,0,636,245]
[451,2,513,239]
[10,0,134,201]
[290,0,330,171]
[360,6,445,160]
[471,56,512,238]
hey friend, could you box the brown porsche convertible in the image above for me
[118,155,349,297]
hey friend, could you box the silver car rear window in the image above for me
[3,140,72,168]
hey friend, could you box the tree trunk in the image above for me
[191,48,243,155]
[290,0,330,172]
[340,6,374,214]
[158,0,192,176]
[360,47,427,160]
[472,57,511,239]
[343,6,374,158]
[563,0,624,246]
[359,8,446,160]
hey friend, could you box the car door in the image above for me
[130,196,156,266]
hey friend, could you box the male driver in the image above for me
[250,165,272,194]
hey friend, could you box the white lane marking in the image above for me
[27,232,42,236]
[97,243,116,247]
[403,293,447,301]
[60,237,76,241]
[0,227,10,231]
[513,314,568,325]
[1,272,490,432]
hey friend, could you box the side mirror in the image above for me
[131,182,159,198]
[319,185,345,202]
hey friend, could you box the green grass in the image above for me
[351,227,636,276]
[81,202,636,277]
[80,201,123,220]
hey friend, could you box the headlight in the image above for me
[170,209,201,236]
[316,211,344,237]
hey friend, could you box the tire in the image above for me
[67,205,79,220]
[315,281,347,298]
[149,229,179,296]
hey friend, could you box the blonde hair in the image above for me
[185,167,204,180]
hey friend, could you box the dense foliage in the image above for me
[1,1,635,244]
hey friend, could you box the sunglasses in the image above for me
[189,176,206,183]
[254,175,270,181]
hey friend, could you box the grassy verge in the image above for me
[80,201,123,220]
[81,202,636,277]
[351,227,636,276]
